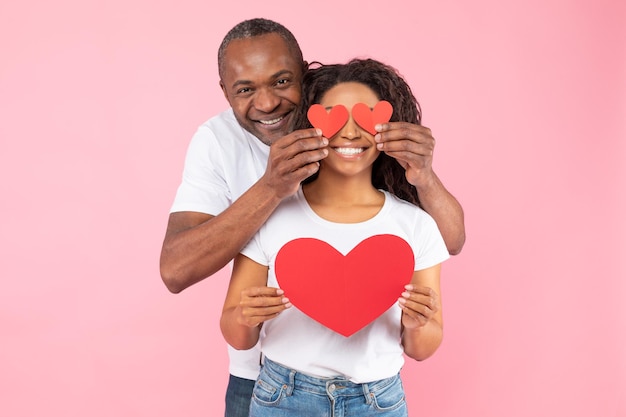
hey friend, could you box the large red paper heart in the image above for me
[307,104,349,138]
[352,101,393,135]
[275,234,414,337]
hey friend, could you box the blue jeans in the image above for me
[225,374,255,417]
[249,358,407,417]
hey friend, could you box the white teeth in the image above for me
[335,147,364,155]
[259,117,283,125]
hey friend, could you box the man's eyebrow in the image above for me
[228,70,295,90]
[228,79,253,90]
[272,69,294,79]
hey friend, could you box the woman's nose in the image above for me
[340,117,361,139]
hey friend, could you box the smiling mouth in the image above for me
[258,116,284,126]
[334,147,365,156]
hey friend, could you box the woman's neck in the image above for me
[302,170,384,223]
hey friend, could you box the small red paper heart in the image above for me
[307,104,349,138]
[352,101,393,135]
[275,234,414,337]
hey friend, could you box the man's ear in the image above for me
[219,80,229,102]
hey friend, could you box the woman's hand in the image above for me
[236,286,292,328]
[398,284,440,330]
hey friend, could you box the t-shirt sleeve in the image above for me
[169,125,232,215]
[412,211,450,271]
[240,231,269,267]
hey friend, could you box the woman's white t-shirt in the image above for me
[241,187,449,383]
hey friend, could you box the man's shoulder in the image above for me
[198,108,240,133]
[192,108,255,149]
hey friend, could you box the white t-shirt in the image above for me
[170,108,268,380]
[242,187,449,383]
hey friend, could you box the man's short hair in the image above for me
[218,18,304,79]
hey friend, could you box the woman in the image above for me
[221,58,449,416]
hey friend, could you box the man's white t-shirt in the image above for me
[241,187,449,383]
[170,108,268,380]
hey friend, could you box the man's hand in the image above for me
[375,122,436,187]
[262,128,328,199]
[236,286,292,328]
[374,122,466,255]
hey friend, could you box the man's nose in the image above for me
[254,88,281,113]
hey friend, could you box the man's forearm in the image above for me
[160,181,283,293]
[415,171,466,255]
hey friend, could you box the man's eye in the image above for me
[276,79,289,86]
[237,87,251,94]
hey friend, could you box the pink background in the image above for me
[1,1,624,416]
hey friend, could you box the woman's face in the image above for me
[318,82,381,178]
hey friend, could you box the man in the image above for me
[160,18,465,417]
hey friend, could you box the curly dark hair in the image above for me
[217,18,304,79]
[297,58,423,206]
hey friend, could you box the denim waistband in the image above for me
[261,356,399,398]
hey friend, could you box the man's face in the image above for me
[220,33,303,145]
